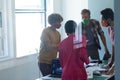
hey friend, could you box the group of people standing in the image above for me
[38,8,114,80]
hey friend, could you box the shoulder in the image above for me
[91,19,98,21]
[43,27,54,34]
[60,34,74,45]
[59,36,71,48]
[90,19,99,24]
[44,27,50,32]
[42,27,49,32]
[59,38,67,46]
[90,19,101,29]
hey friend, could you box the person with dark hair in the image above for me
[38,13,63,76]
[58,20,89,80]
[101,8,114,79]
[80,9,110,60]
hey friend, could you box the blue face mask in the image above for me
[82,19,89,24]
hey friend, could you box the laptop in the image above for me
[49,58,62,78]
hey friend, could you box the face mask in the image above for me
[55,23,61,29]
[82,19,89,24]
[101,20,108,27]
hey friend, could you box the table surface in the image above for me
[36,71,112,80]
[36,61,112,80]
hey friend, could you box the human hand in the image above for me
[106,64,114,75]
[103,50,111,60]
[106,67,114,75]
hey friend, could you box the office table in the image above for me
[36,75,111,80]
[36,61,112,80]
[36,69,111,80]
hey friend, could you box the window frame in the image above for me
[0,0,15,61]
[0,0,53,61]
[14,0,47,57]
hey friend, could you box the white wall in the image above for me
[88,0,114,20]
[62,0,88,23]
[58,0,114,60]
[58,0,88,40]
[53,0,62,14]
[115,0,120,79]
[88,0,114,59]
[0,0,2,55]
[0,54,40,80]
[0,0,2,10]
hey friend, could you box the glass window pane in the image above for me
[0,12,4,57]
[15,13,45,57]
[0,29,3,56]
[15,0,44,10]
[0,12,2,27]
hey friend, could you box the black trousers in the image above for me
[87,48,100,60]
[38,62,52,76]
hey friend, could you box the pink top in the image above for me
[108,27,114,45]
[58,34,89,80]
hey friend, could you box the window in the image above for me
[0,12,3,57]
[0,0,53,59]
[15,0,52,57]
[15,0,45,57]
[0,0,11,60]
[15,13,45,57]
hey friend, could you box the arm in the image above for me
[96,21,110,55]
[108,27,114,67]
[100,34,110,55]
[80,35,90,64]
[79,35,89,64]
[40,29,52,50]
[108,45,114,67]
[83,48,90,64]
[41,29,60,51]
[58,46,64,68]
[106,63,114,75]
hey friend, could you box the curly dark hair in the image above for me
[81,9,91,15]
[101,8,114,21]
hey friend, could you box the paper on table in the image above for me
[86,67,94,79]
[86,66,104,78]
